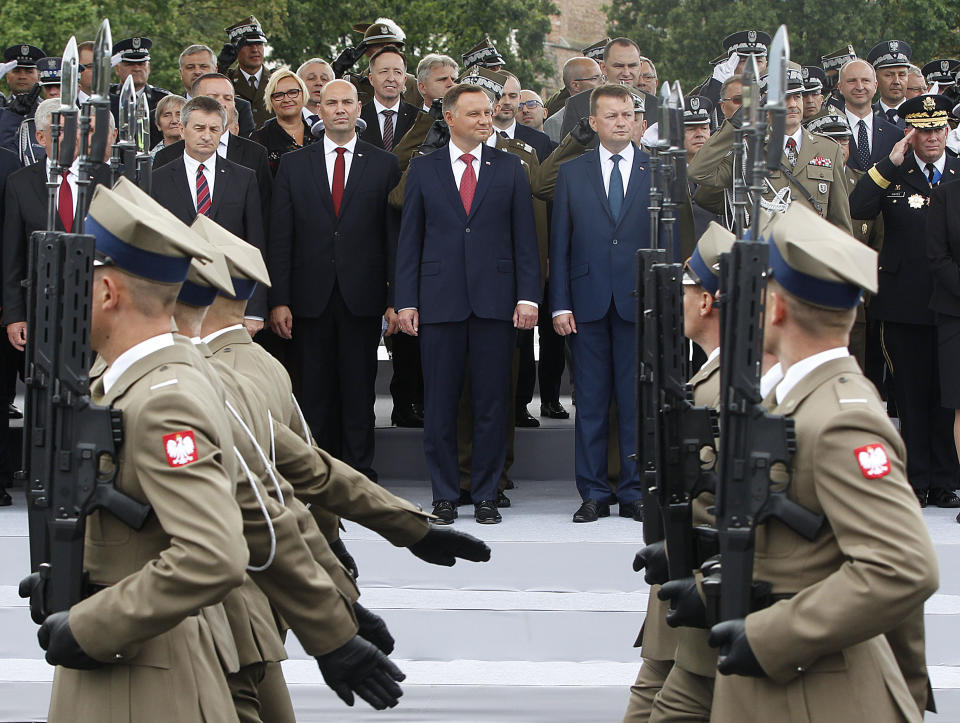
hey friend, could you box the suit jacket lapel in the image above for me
[616,145,646,229]
[435,148,467,222]
[308,144,336,218]
[362,104,383,147]
[587,150,615,224]
[899,151,929,193]
[467,145,498,221]
[171,158,196,217]
[396,103,416,142]
[338,145,368,218]
[225,135,240,163]
[210,156,230,217]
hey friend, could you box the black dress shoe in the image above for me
[619,500,643,521]
[457,489,472,506]
[929,488,960,508]
[497,490,511,508]
[0,488,10,507]
[475,500,502,524]
[515,406,540,428]
[573,499,610,523]
[431,500,457,524]
[503,478,515,490]
[7,404,22,420]
[540,400,570,419]
[915,489,928,508]
[391,403,424,428]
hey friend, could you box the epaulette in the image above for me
[506,138,535,155]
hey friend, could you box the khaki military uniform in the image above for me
[647,353,721,723]
[545,86,570,117]
[391,109,436,172]
[50,341,248,723]
[844,165,884,370]
[711,356,937,722]
[688,120,853,235]
[228,67,274,129]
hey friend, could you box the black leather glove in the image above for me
[330,538,359,579]
[216,43,238,72]
[354,602,395,654]
[632,541,668,586]
[727,105,743,130]
[18,572,46,624]
[332,44,367,78]
[38,611,101,669]
[428,98,444,121]
[658,576,708,629]
[418,119,450,156]
[570,116,596,146]
[408,527,491,566]
[709,618,765,677]
[315,634,405,709]
[9,84,41,116]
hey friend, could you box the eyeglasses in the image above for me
[518,100,544,110]
[721,95,743,105]
[270,88,302,101]
[574,75,602,83]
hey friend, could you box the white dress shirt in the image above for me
[217,130,230,159]
[183,151,218,210]
[323,134,358,190]
[373,97,401,137]
[487,120,517,146]
[878,99,904,114]
[240,67,263,89]
[775,347,850,404]
[598,142,634,196]
[46,157,80,218]
[783,127,803,155]
[760,362,784,399]
[202,323,245,346]
[915,152,946,180]
[103,333,175,394]
[846,109,873,154]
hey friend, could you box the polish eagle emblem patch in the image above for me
[163,430,198,467]
[854,444,890,479]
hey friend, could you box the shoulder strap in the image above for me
[778,161,824,214]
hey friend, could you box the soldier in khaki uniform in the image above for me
[221,16,274,128]
[688,62,853,235]
[707,203,938,722]
[36,184,248,723]
[335,19,421,107]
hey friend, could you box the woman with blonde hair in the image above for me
[251,67,315,175]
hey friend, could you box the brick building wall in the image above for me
[539,0,607,95]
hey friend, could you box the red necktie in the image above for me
[331,147,346,215]
[58,171,73,232]
[459,154,476,213]
[196,163,212,216]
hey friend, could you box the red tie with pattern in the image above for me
[196,163,212,216]
[58,171,73,232]
[331,147,346,215]
[459,153,476,213]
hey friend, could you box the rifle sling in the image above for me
[777,161,824,214]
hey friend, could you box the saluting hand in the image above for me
[889,127,916,167]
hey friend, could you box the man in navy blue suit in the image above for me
[839,59,903,172]
[395,83,540,525]
[550,84,650,523]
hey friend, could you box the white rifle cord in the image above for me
[235,447,276,572]
[291,394,312,443]
[225,399,285,506]
[268,409,276,467]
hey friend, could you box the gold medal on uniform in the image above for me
[908,194,925,209]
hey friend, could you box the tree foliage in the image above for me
[0,0,558,95]
[606,0,960,92]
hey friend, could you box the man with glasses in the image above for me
[717,75,742,121]
[543,56,603,143]
[801,66,828,120]
[518,90,547,131]
[637,57,658,94]
[905,65,928,99]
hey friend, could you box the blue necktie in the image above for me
[856,120,871,170]
[608,154,624,219]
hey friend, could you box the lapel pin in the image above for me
[357,153,363,157]
[485,161,491,166]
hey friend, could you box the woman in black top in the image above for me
[251,67,316,175]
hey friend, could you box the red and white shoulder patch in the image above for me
[163,430,198,467]
[854,443,890,479]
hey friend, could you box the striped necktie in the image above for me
[196,163,212,216]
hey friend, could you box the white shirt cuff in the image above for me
[398,307,417,312]
[518,301,538,308]
[551,310,572,318]
[244,316,264,322]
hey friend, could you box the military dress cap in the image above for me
[683,95,712,124]
[177,236,236,307]
[191,215,271,300]
[458,67,507,101]
[922,58,960,86]
[581,39,609,61]
[762,202,877,309]
[630,91,646,114]
[353,18,405,48]
[112,37,152,63]
[867,39,912,68]
[37,57,62,86]
[805,112,852,139]
[683,221,735,296]
[761,61,804,96]
[3,45,45,68]
[900,93,952,128]
[226,16,268,47]
[821,44,857,72]
[462,37,505,70]
[722,30,771,57]
[801,66,827,93]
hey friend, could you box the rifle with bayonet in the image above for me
[110,75,137,185]
[704,26,824,634]
[135,91,153,192]
[22,21,152,618]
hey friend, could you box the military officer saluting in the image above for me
[333,18,421,107]
[32,184,249,722]
[219,16,274,128]
[689,61,853,234]
[708,203,939,722]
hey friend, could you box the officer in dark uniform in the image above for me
[10,57,67,165]
[109,37,170,146]
[868,39,913,128]
[821,44,857,93]
[923,59,960,107]
[801,65,828,120]
[691,30,770,109]
[220,16,273,129]
[0,45,44,154]
[334,19,421,107]
[849,93,960,507]
[462,36,505,72]
[684,95,723,240]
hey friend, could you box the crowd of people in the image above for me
[0,13,955,721]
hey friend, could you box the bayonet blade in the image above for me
[135,92,149,153]
[119,76,135,141]
[745,55,762,127]
[766,25,789,108]
[60,37,79,110]
[91,18,112,100]
[659,81,671,149]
